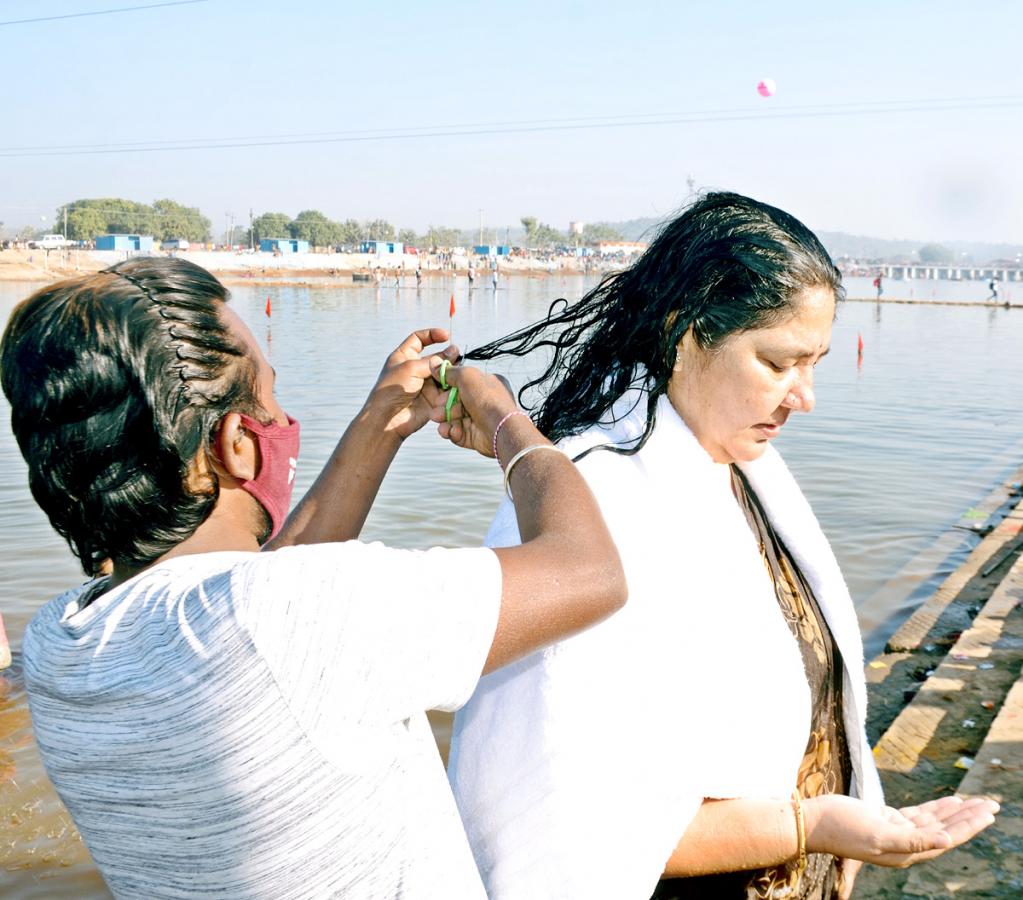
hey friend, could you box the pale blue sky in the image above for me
[1,0,1021,242]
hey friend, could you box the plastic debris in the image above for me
[981,700,995,710]
[925,669,936,677]
[868,660,887,669]
[963,508,988,520]
[756,78,776,97]
[978,662,995,670]
[952,653,970,661]
[990,758,1003,767]
[962,719,977,729]
[924,643,937,652]
[954,756,975,770]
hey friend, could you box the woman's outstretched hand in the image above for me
[807,794,998,869]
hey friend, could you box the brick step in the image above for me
[871,551,1023,803]
[902,665,1023,897]
[865,490,1023,751]
[856,547,1023,898]
[884,490,1023,655]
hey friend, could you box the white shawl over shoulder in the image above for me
[448,390,883,899]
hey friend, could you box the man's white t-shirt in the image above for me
[23,542,502,899]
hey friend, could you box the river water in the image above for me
[1,272,1021,895]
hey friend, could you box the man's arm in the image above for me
[436,363,627,672]
[269,328,456,548]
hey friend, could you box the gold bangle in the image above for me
[792,790,808,874]
[502,444,566,500]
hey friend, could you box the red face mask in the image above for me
[237,414,301,541]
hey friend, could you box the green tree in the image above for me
[520,216,538,247]
[918,243,953,264]
[58,198,209,241]
[289,210,340,248]
[533,222,564,248]
[398,228,418,247]
[152,199,211,241]
[60,198,152,238]
[65,206,107,241]
[103,199,155,235]
[363,219,395,241]
[252,212,293,245]
[337,219,363,245]
[424,225,462,249]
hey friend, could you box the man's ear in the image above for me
[214,412,259,482]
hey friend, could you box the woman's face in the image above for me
[666,286,835,465]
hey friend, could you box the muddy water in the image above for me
[2,275,1022,895]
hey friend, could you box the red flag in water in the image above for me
[449,294,456,318]
[265,296,272,318]
[857,333,864,353]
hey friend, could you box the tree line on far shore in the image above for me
[58,199,214,243]
[33,198,627,251]
[252,212,626,250]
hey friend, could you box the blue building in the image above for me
[473,245,510,257]
[95,234,154,251]
[360,240,404,255]
[260,238,310,253]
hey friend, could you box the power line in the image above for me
[0,1,208,28]
[0,94,1018,159]
[3,94,1021,154]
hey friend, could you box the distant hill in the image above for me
[601,216,1022,265]
[816,232,1022,265]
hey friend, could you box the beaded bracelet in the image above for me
[492,410,530,465]
[791,790,807,875]
[502,444,566,501]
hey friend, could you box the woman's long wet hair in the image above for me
[465,192,844,458]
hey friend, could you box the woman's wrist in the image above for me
[492,410,531,464]
[494,411,543,465]
[354,399,406,445]
[801,795,829,855]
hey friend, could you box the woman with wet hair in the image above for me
[446,193,997,899]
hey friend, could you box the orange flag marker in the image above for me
[265,296,272,318]
[449,293,456,346]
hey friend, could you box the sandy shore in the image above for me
[0,247,602,286]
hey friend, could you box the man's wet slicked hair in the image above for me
[1,257,261,575]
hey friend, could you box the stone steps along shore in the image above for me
[856,465,1023,898]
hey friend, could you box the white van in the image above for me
[161,239,191,251]
[30,234,71,250]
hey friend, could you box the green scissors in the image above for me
[438,360,459,423]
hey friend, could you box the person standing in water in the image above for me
[2,256,625,899]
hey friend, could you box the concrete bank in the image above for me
[0,247,610,285]
[846,296,1023,309]
[856,464,1023,898]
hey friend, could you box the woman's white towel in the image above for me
[449,389,882,899]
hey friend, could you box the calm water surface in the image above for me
[1,274,1021,895]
